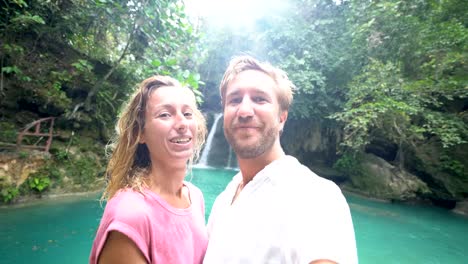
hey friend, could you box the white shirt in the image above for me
[204,155,358,264]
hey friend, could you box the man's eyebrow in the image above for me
[226,88,241,96]
[226,89,270,97]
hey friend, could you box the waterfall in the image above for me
[226,146,233,168]
[197,113,222,167]
[226,146,239,170]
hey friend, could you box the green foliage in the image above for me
[27,175,51,193]
[329,0,468,186]
[332,59,417,150]
[1,63,31,82]
[49,136,105,187]
[0,185,20,203]
[1,66,21,74]
[423,112,467,148]
[333,152,363,178]
[71,60,93,73]
[0,121,17,143]
[67,156,100,185]
[0,0,466,202]
[18,151,29,159]
[260,0,353,119]
[54,149,69,162]
[332,57,467,153]
[10,13,45,29]
[440,154,465,179]
[1,0,203,138]
[197,0,353,117]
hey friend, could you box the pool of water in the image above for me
[1,167,467,263]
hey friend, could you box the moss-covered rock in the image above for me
[0,135,106,204]
[0,151,49,187]
[345,153,430,201]
[406,140,468,201]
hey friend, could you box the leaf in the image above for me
[165,58,177,66]
[151,59,162,67]
[1,66,21,74]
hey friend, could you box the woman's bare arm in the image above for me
[98,231,147,264]
[310,260,337,264]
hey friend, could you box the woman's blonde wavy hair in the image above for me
[101,75,207,201]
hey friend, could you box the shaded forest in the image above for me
[0,0,467,212]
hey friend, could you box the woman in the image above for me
[89,75,208,264]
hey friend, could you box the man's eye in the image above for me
[184,112,193,118]
[253,96,267,103]
[228,98,241,105]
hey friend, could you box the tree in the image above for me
[0,0,203,138]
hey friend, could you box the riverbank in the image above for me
[342,185,468,217]
[0,189,103,209]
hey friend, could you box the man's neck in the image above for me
[237,145,285,186]
[231,147,285,204]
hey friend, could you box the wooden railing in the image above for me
[15,117,56,152]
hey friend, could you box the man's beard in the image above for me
[225,124,278,159]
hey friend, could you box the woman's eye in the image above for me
[184,112,193,118]
[158,113,170,118]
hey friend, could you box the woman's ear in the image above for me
[139,133,145,144]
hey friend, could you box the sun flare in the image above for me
[185,0,288,30]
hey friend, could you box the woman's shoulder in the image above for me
[108,188,147,205]
[98,189,154,247]
[104,189,152,219]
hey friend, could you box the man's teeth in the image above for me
[172,138,190,143]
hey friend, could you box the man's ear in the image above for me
[279,110,288,131]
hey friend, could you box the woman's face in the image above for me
[139,86,198,167]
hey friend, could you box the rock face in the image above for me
[282,119,340,168]
[348,153,430,201]
[406,141,468,201]
[453,200,468,216]
[280,118,468,211]
[0,151,49,187]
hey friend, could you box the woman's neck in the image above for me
[145,162,191,209]
[147,162,186,196]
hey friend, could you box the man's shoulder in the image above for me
[184,181,204,199]
[279,155,342,193]
[209,172,241,210]
[276,155,325,179]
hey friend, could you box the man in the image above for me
[203,56,358,264]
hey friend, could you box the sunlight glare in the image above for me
[185,0,288,30]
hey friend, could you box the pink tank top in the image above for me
[89,182,208,263]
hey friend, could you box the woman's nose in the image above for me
[176,113,188,132]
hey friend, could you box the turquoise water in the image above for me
[1,167,467,263]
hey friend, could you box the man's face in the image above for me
[223,70,287,159]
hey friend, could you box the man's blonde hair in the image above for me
[219,55,295,111]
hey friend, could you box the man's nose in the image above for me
[237,97,254,118]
